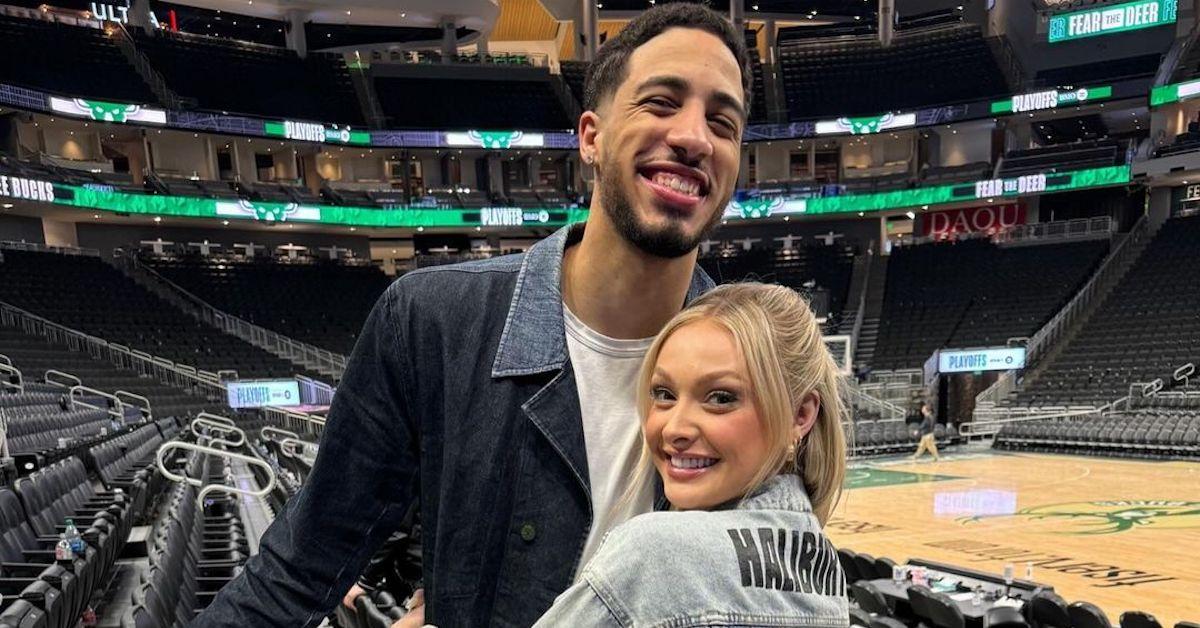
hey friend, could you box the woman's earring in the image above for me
[786,439,798,463]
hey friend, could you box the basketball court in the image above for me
[827,452,1200,626]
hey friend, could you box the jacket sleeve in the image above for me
[192,284,420,627]
[530,579,626,627]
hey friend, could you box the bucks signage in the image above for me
[445,130,546,149]
[48,96,167,125]
[991,86,1113,114]
[263,120,370,145]
[1048,0,1176,43]
[0,175,55,202]
[814,113,917,136]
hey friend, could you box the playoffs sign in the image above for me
[919,204,1025,239]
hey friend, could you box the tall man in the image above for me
[194,4,752,626]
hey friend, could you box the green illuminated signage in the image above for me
[991,86,1113,114]
[54,185,587,228]
[44,166,1129,228]
[263,120,370,145]
[49,96,167,124]
[815,113,916,136]
[1150,79,1200,106]
[1048,0,1176,43]
[723,165,1131,219]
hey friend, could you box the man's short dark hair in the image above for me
[582,3,752,118]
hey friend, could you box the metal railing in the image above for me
[44,370,82,389]
[296,375,335,406]
[993,217,1114,246]
[189,417,246,448]
[0,241,99,257]
[369,49,550,68]
[973,214,1151,417]
[0,361,21,393]
[156,441,277,508]
[114,390,152,420]
[115,251,347,380]
[0,300,326,429]
[260,426,300,442]
[845,377,907,421]
[68,385,125,422]
[262,407,326,439]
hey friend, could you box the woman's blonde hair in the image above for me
[624,282,848,524]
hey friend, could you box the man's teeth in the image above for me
[671,456,717,469]
[651,172,701,197]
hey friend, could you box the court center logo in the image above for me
[959,500,1200,535]
[731,197,784,219]
[467,130,524,149]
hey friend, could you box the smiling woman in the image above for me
[531,282,851,627]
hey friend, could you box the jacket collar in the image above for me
[491,223,716,379]
[724,474,815,514]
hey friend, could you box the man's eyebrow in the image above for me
[635,75,747,122]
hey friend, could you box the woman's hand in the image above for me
[342,584,366,610]
[391,588,426,628]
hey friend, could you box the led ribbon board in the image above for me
[990,85,1113,114]
[52,185,589,228]
[937,347,1027,374]
[814,113,917,135]
[723,165,1130,220]
[1150,78,1200,106]
[1048,0,1177,43]
[45,167,1128,226]
[49,96,167,125]
[444,130,546,149]
[263,120,370,145]
[226,380,302,409]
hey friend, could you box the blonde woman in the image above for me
[396,283,849,628]
[534,282,850,627]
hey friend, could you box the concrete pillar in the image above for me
[730,0,744,32]
[488,155,504,195]
[128,0,151,28]
[476,38,489,56]
[580,0,599,62]
[764,19,776,64]
[441,19,457,62]
[285,10,308,57]
[879,0,895,48]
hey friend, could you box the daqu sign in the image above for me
[918,204,1026,239]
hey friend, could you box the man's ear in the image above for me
[792,391,821,444]
[579,110,601,166]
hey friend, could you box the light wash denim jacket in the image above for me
[533,475,850,628]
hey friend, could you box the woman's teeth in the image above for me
[671,456,717,469]
[651,172,701,197]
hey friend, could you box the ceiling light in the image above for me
[153,216,162,222]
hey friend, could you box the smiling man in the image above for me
[193,4,751,627]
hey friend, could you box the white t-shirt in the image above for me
[563,305,656,581]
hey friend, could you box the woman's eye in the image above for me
[707,390,738,405]
[651,387,675,402]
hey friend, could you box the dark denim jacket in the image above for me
[192,224,715,628]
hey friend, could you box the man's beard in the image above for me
[597,159,724,259]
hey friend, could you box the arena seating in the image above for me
[994,409,1200,459]
[998,140,1125,177]
[0,249,311,380]
[374,76,573,130]
[559,60,588,108]
[0,14,156,103]
[871,238,1109,371]
[0,326,221,420]
[1015,216,1200,406]
[141,255,393,355]
[777,24,1007,119]
[850,420,959,456]
[697,243,856,325]
[132,29,363,124]
[1035,53,1162,86]
[123,451,249,627]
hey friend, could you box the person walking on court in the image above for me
[912,402,940,462]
